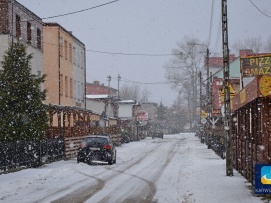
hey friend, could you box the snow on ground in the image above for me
[0,133,265,203]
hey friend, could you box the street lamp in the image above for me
[107,75,111,97]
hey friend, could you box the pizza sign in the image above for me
[241,54,271,77]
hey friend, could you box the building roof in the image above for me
[119,100,135,104]
[86,81,117,95]
[44,23,85,47]
[86,94,109,99]
[206,54,236,68]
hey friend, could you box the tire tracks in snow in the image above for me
[96,139,181,203]
[42,141,164,203]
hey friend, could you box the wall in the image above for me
[119,103,134,118]
[43,26,60,105]
[0,0,44,76]
[72,39,86,108]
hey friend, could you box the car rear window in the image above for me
[83,137,108,145]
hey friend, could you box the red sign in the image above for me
[212,78,223,111]
[137,111,148,120]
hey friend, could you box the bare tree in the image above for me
[164,36,206,130]
[231,36,264,54]
[119,83,141,101]
[140,87,151,103]
[264,36,271,52]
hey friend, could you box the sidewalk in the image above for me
[185,133,264,203]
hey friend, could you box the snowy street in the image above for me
[0,133,263,203]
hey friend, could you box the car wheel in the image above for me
[108,152,114,165]
[108,159,113,165]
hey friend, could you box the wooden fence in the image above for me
[45,105,124,159]
[231,76,271,184]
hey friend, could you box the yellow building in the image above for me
[43,23,86,108]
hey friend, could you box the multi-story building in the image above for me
[0,0,43,77]
[43,23,86,108]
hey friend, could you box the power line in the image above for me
[43,41,179,57]
[87,49,179,56]
[112,77,172,85]
[207,0,215,47]
[249,0,271,18]
[42,0,120,20]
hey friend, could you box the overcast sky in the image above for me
[17,0,271,106]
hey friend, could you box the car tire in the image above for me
[108,152,114,165]
[108,159,113,165]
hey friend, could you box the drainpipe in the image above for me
[58,29,61,105]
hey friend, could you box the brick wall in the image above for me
[3,0,44,51]
[0,0,9,34]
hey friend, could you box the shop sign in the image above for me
[241,55,271,77]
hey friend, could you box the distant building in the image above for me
[138,102,158,120]
[86,81,119,121]
[43,23,86,108]
[118,100,136,119]
[206,54,236,76]
[210,50,256,117]
[0,0,44,78]
[86,81,118,96]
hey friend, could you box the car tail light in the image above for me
[104,144,112,150]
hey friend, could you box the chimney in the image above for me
[93,81,100,86]
[240,49,254,57]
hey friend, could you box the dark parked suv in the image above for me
[77,135,116,165]
[152,129,164,139]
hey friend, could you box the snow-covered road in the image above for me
[0,134,263,203]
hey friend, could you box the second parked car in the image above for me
[77,135,116,165]
[152,129,164,139]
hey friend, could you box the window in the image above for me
[73,47,76,64]
[73,80,76,98]
[77,50,80,67]
[69,43,72,62]
[81,83,84,101]
[15,15,21,39]
[60,74,63,96]
[81,51,84,68]
[77,81,80,100]
[70,78,73,98]
[27,22,31,44]
[59,37,63,57]
[64,40,68,59]
[37,28,41,49]
[65,76,68,97]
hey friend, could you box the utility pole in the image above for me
[206,48,211,147]
[107,75,111,97]
[206,48,210,108]
[222,0,233,176]
[199,71,202,141]
[117,74,121,99]
[107,75,111,128]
